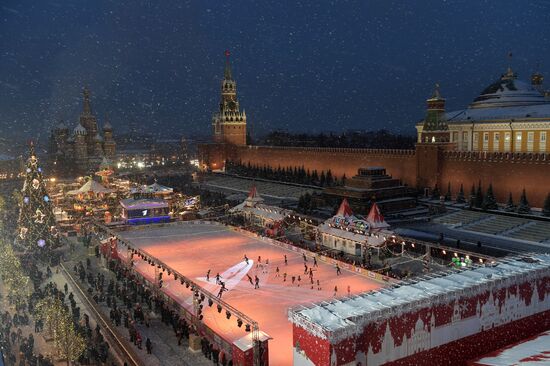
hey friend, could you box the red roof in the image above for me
[248,185,258,199]
[367,202,384,223]
[336,198,353,217]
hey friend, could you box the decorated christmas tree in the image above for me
[16,143,59,252]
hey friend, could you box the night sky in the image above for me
[1,0,550,144]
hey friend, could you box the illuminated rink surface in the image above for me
[117,223,382,365]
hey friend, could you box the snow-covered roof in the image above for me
[470,330,550,365]
[290,254,550,338]
[74,123,86,135]
[243,204,291,222]
[444,74,550,123]
[233,331,272,352]
[366,202,389,229]
[67,180,114,195]
[445,104,550,124]
[318,223,386,247]
[143,182,173,194]
[230,185,264,212]
[120,197,168,210]
[336,198,353,217]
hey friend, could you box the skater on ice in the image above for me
[206,269,211,282]
[217,282,228,298]
[254,275,260,289]
[336,263,341,276]
[284,255,288,265]
[243,254,249,265]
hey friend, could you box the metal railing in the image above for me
[92,221,263,365]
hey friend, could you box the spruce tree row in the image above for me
[437,181,550,216]
[225,160,346,187]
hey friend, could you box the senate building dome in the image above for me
[417,67,550,153]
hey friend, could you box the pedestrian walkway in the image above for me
[64,238,213,366]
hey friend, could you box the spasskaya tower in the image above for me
[212,50,247,146]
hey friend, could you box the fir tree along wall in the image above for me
[17,143,59,251]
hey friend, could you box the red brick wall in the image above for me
[440,152,550,207]
[197,143,550,207]
[230,145,418,187]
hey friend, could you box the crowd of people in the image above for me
[0,256,112,366]
[73,245,233,366]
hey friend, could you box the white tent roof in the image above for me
[68,180,115,195]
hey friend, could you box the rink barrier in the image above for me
[108,219,396,284]
[95,220,262,363]
[230,227,398,284]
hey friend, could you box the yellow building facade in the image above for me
[417,68,550,153]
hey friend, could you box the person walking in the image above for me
[284,254,288,265]
[146,338,152,354]
[336,264,341,276]
[334,285,338,296]
[254,276,260,289]
[283,272,287,282]
[275,266,280,277]
[206,269,211,282]
[313,257,318,267]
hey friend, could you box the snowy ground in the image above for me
[470,330,550,366]
[116,223,381,366]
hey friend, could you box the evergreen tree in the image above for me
[16,143,59,253]
[504,192,515,212]
[312,170,319,184]
[326,170,333,186]
[543,193,550,217]
[431,185,440,200]
[475,181,483,208]
[320,171,326,187]
[482,183,498,210]
[445,182,452,201]
[517,189,531,214]
[469,183,476,207]
[455,184,466,204]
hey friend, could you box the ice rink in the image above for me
[117,222,382,365]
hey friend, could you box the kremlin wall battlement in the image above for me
[226,145,418,187]
[200,142,550,207]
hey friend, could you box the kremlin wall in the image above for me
[199,58,550,207]
[200,142,550,207]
